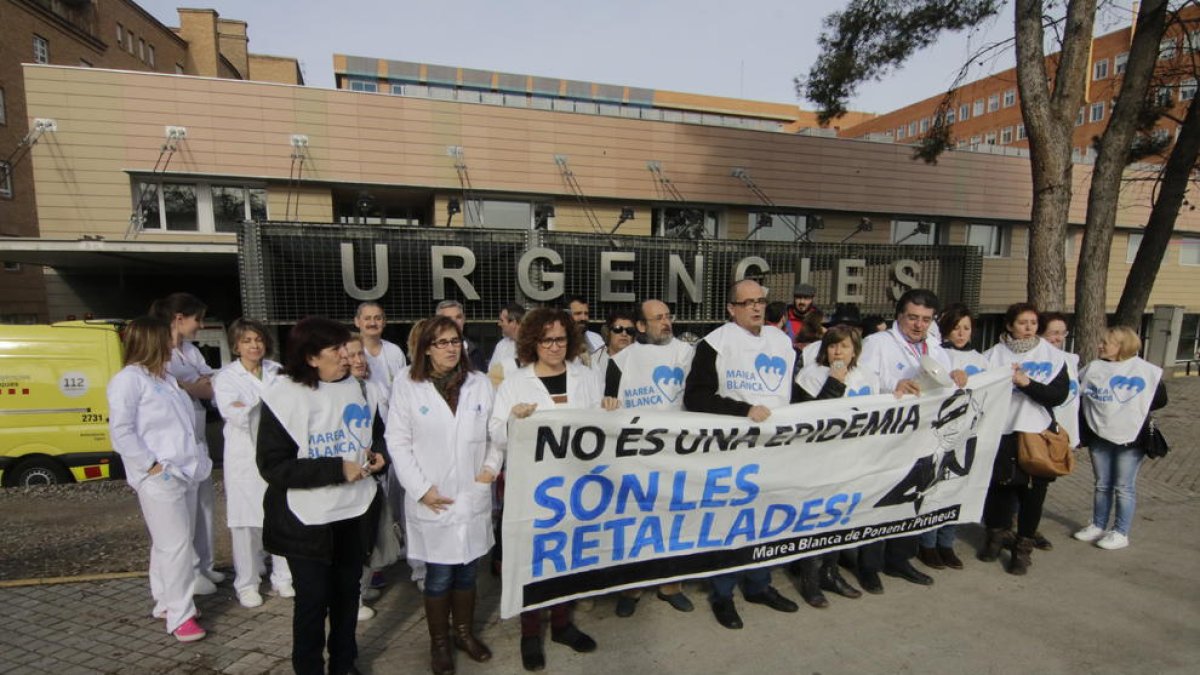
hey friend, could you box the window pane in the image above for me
[966,224,1003,256]
[1176,314,1199,361]
[135,182,160,229]
[1126,233,1142,263]
[893,219,937,245]
[162,184,198,231]
[1181,239,1200,265]
[211,185,247,232]
[248,187,267,221]
[748,212,806,241]
[466,200,531,229]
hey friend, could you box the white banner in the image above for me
[499,369,1012,618]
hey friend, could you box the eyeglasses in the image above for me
[647,313,675,322]
[430,338,462,350]
[609,326,637,335]
[730,297,769,308]
[538,336,569,348]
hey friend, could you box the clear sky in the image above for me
[136,0,1140,116]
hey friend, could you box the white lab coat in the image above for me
[365,339,407,392]
[859,323,954,393]
[386,370,501,565]
[108,365,211,486]
[213,359,281,527]
[490,361,601,451]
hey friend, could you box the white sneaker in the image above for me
[237,589,264,608]
[273,582,295,598]
[1073,524,1105,542]
[193,575,218,595]
[201,569,226,584]
[357,603,376,621]
[152,605,167,619]
[1096,531,1130,550]
[361,587,382,602]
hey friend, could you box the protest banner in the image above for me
[499,368,1011,618]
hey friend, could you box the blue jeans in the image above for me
[708,567,771,602]
[1090,438,1145,535]
[423,560,479,598]
[918,524,957,548]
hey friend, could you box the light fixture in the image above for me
[446,198,461,227]
[840,217,873,243]
[746,212,774,239]
[610,206,636,235]
[894,220,935,244]
[534,204,555,230]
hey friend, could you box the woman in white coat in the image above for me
[387,316,500,675]
[149,292,222,593]
[492,308,600,672]
[213,318,292,608]
[107,317,210,642]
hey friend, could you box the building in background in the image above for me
[0,0,301,322]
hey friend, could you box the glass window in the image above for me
[892,219,939,246]
[1181,79,1197,102]
[138,38,145,61]
[1076,107,1085,126]
[391,84,405,95]
[987,94,1000,112]
[1093,59,1109,80]
[959,103,970,121]
[126,30,134,54]
[945,108,956,124]
[1115,52,1129,75]
[116,24,124,46]
[1126,233,1142,263]
[0,161,12,198]
[1160,38,1177,60]
[919,118,929,133]
[349,79,378,92]
[908,121,917,136]
[970,134,981,147]
[1176,314,1200,361]
[1001,127,1014,144]
[33,35,49,64]
[973,99,985,116]
[161,184,198,231]
[1090,101,1105,122]
[148,45,155,67]
[1181,238,1200,266]
[966,223,1008,257]
[985,131,997,145]
[653,207,721,239]
[135,182,160,229]
[1016,123,1026,140]
[212,186,247,232]
[1003,89,1016,107]
[1157,87,1173,107]
[465,200,532,229]
[896,126,905,139]
[747,212,807,242]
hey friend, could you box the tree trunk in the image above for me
[1074,0,1167,360]
[1114,91,1200,327]
[1013,0,1097,311]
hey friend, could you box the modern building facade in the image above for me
[0,0,301,322]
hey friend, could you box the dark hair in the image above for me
[516,308,578,366]
[565,295,589,308]
[122,316,172,376]
[894,288,940,317]
[228,318,274,360]
[816,324,862,369]
[765,301,788,325]
[283,317,351,388]
[860,315,887,336]
[1004,302,1040,330]
[502,302,526,324]
[1038,311,1069,335]
[149,292,206,323]
[798,311,825,342]
[602,309,637,346]
[409,316,470,408]
[938,303,974,338]
[355,301,384,318]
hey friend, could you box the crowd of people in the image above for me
[106,285,1169,674]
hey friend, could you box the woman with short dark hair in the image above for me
[257,317,388,675]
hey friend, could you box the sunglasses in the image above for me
[609,326,637,335]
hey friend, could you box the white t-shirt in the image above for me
[702,323,795,408]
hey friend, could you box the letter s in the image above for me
[729,464,760,506]
[533,476,566,528]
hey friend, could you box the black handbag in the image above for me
[1138,415,1170,459]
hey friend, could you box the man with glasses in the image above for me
[854,288,968,592]
[600,299,697,617]
[683,279,800,629]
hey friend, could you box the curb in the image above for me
[0,571,147,589]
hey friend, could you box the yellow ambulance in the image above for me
[0,321,124,486]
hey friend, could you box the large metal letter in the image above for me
[340,242,388,301]
[431,245,480,300]
[667,254,704,304]
[600,251,636,302]
[518,247,565,302]
[835,258,866,304]
[733,256,771,282]
[890,259,922,301]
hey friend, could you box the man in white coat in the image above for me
[854,288,968,593]
[487,303,524,387]
[601,299,697,617]
[683,279,800,630]
[354,301,407,392]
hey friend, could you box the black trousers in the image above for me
[857,535,919,573]
[287,518,365,675]
[982,480,1050,538]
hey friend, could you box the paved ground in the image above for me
[3,378,1199,675]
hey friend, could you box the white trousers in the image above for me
[136,472,199,633]
[230,526,291,593]
[193,476,216,575]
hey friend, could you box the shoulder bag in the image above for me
[1017,409,1074,478]
[1138,415,1170,459]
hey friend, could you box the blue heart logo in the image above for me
[1065,379,1079,404]
[964,365,983,376]
[754,353,787,392]
[651,365,686,403]
[847,385,872,397]
[342,403,372,451]
[1109,375,1146,403]
[1021,361,1053,381]
[419,405,430,416]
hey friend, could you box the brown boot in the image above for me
[979,528,1014,562]
[425,594,455,675]
[1008,537,1034,576]
[450,589,492,662]
[918,546,945,569]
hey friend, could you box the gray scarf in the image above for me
[999,332,1040,354]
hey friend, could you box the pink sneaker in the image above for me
[173,617,207,642]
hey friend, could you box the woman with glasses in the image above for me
[492,308,601,672]
[386,316,499,675]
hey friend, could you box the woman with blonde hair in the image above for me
[108,317,210,641]
[1074,326,1168,550]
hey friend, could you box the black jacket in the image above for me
[683,338,805,415]
[991,366,1070,486]
[256,403,390,563]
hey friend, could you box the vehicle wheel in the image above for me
[9,457,72,487]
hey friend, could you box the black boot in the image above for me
[425,595,455,675]
[796,557,829,608]
[979,528,1014,562]
[450,589,491,663]
[1008,536,1034,576]
[820,562,862,599]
